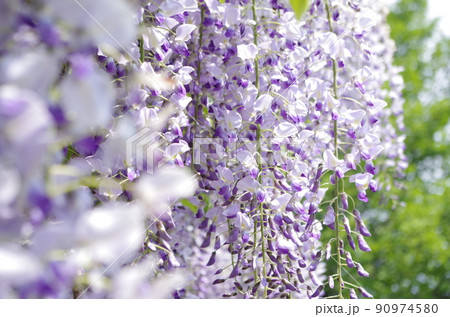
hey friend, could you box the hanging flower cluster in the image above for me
[0,0,405,299]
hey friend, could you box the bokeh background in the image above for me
[330,0,450,298]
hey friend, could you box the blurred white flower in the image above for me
[0,166,20,206]
[45,0,137,51]
[135,167,198,216]
[0,245,42,286]
[0,48,59,96]
[97,114,138,171]
[0,85,54,175]
[60,56,115,137]
[73,203,145,265]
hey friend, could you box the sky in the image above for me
[427,0,450,36]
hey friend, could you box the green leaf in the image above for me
[289,0,310,19]
[199,192,211,212]
[180,198,198,214]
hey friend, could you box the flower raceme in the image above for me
[0,0,405,299]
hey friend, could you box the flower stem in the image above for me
[257,124,268,298]
[139,37,145,63]
[195,6,205,123]
[252,0,267,297]
[192,5,204,171]
[252,0,259,93]
[325,0,344,299]
[227,219,236,269]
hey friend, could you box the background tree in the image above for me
[356,0,450,298]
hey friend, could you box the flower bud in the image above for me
[340,193,349,210]
[357,234,371,252]
[206,251,216,266]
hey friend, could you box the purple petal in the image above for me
[214,236,222,250]
[311,285,323,298]
[328,276,335,289]
[347,234,356,250]
[357,191,369,202]
[200,232,211,248]
[325,243,331,260]
[206,251,216,266]
[345,252,355,268]
[340,193,348,210]
[229,265,239,278]
[342,216,352,235]
[357,234,371,252]
[358,287,373,298]
[223,203,239,218]
[323,206,335,226]
[356,263,370,277]
[226,227,239,244]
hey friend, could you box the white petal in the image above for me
[309,60,327,72]
[236,176,259,193]
[299,130,314,140]
[217,166,234,183]
[170,94,192,109]
[349,173,373,191]
[294,100,308,116]
[144,27,167,49]
[224,110,242,129]
[236,150,255,167]
[254,94,273,112]
[270,193,292,210]
[369,145,384,159]
[237,44,258,60]
[175,24,197,42]
[316,131,332,144]
[319,32,338,54]
[204,0,219,13]
[358,9,378,29]
[136,62,175,91]
[224,6,240,26]
[160,0,198,16]
[275,122,298,138]
[345,109,366,128]
[323,149,343,170]
[324,91,340,110]
[368,99,387,115]
[165,140,190,158]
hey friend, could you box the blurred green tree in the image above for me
[356,0,450,298]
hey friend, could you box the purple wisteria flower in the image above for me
[0,0,405,299]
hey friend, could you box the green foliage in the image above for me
[360,185,450,298]
[180,198,198,213]
[289,0,310,19]
[354,0,450,298]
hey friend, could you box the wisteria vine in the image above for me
[0,0,406,299]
